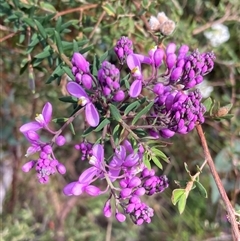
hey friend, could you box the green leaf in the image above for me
[151,147,169,163]
[109,104,122,121]
[60,20,79,32]
[151,156,163,169]
[82,126,95,137]
[19,33,25,44]
[112,124,120,146]
[184,162,191,175]
[54,31,63,54]
[203,97,213,112]
[171,189,185,205]
[35,20,47,39]
[52,118,68,123]
[92,55,100,76]
[34,48,51,59]
[73,40,78,53]
[45,65,65,84]
[40,2,56,12]
[99,50,109,63]
[59,96,78,103]
[79,45,93,54]
[22,17,36,28]
[124,100,142,116]
[56,16,62,32]
[132,101,154,125]
[94,119,110,132]
[83,27,94,33]
[62,66,75,80]
[121,73,130,89]
[143,153,151,169]
[195,181,208,198]
[102,3,116,16]
[69,123,75,135]
[178,193,187,214]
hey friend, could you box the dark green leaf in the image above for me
[34,48,51,59]
[56,17,62,32]
[94,119,110,132]
[35,20,47,39]
[73,40,78,53]
[82,126,95,137]
[109,104,122,121]
[62,66,75,80]
[52,118,68,123]
[54,31,63,54]
[59,96,78,103]
[79,45,93,54]
[92,55,100,76]
[99,50,109,63]
[132,101,154,125]
[22,18,36,28]
[112,124,120,145]
[69,123,75,135]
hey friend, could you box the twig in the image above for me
[0,31,20,43]
[88,11,106,40]
[196,124,240,241]
[53,4,98,19]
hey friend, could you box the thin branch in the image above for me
[196,124,240,241]
[53,4,98,19]
[0,31,20,43]
[88,11,106,40]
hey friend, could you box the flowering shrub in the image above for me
[19,34,217,225]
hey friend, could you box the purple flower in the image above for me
[67,82,99,127]
[114,36,133,64]
[19,102,52,133]
[72,53,90,73]
[63,144,104,196]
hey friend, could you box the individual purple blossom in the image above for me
[63,144,104,196]
[71,53,93,89]
[114,36,133,64]
[19,102,52,133]
[55,135,66,146]
[66,82,99,127]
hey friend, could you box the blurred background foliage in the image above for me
[0,0,239,240]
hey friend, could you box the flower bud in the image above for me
[126,203,135,213]
[115,213,126,222]
[159,128,175,138]
[134,187,146,196]
[56,135,66,146]
[43,145,52,154]
[113,90,125,102]
[84,185,101,196]
[22,160,36,172]
[82,74,92,89]
[123,153,139,167]
[56,163,66,174]
[128,177,141,188]
[120,188,132,198]
[153,48,164,67]
[27,130,40,141]
[103,200,112,218]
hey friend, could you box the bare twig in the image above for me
[0,31,20,43]
[196,124,240,241]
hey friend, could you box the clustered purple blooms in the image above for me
[98,61,125,101]
[114,36,133,64]
[19,102,66,183]
[65,140,169,225]
[75,141,93,161]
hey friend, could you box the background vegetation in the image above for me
[1,0,239,240]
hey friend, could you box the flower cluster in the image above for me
[20,35,215,226]
[20,102,66,183]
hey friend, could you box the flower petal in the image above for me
[129,79,142,98]
[78,166,98,184]
[92,144,104,164]
[42,102,52,124]
[63,181,77,196]
[127,54,141,71]
[67,82,88,98]
[84,185,101,196]
[85,103,99,127]
[19,121,42,133]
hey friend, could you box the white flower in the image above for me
[204,23,230,47]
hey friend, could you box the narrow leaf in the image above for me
[59,96,78,103]
[94,119,110,132]
[195,181,208,198]
[62,66,75,79]
[82,126,95,137]
[109,104,122,121]
[35,20,47,38]
[151,156,163,169]
[132,101,154,125]
[55,31,63,54]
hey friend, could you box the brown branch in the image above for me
[0,31,20,43]
[53,4,98,19]
[196,124,240,241]
[88,11,106,40]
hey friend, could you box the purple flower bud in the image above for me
[56,163,66,174]
[115,213,126,222]
[148,129,160,139]
[84,185,101,196]
[130,195,141,204]
[141,168,150,178]
[117,47,124,59]
[153,83,164,95]
[43,145,52,154]
[103,87,111,96]
[128,177,141,188]
[113,90,125,102]
[123,153,139,167]
[119,179,128,188]
[170,67,183,82]
[82,74,93,89]
[26,130,39,141]
[136,218,144,225]
[120,188,132,198]
[56,135,66,146]
[166,43,176,54]
[134,187,146,196]
[122,140,133,153]
[166,53,177,70]
[178,45,189,54]
[126,203,135,213]
[75,73,82,83]
[160,128,175,138]
[72,53,89,73]
[153,48,165,67]
[103,200,112,217]
[22,160,36,172]
[112,81,120,89]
